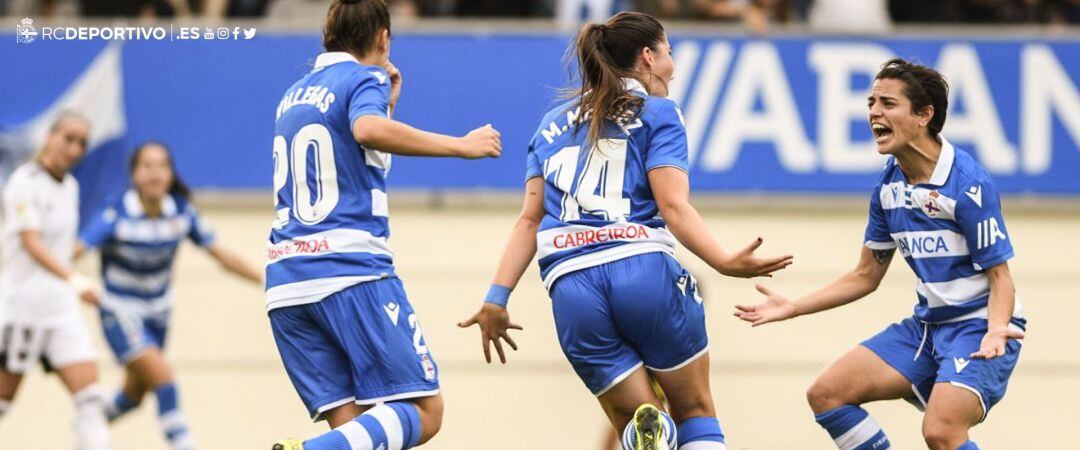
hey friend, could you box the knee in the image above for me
[806,379,847,414]
[667,392,715,423]
[921,417,967,450]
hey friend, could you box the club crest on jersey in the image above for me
[921,191,942,218]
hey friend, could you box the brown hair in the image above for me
[569,11,666,149]
[130,141,191,200]
[875,58,949,139]
[323,0,391,57]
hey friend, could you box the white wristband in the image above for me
[67,272,94,295]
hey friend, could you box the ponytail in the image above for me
[567,12,665,150]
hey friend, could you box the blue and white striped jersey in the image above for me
[80,190,216,314]
[864,138,1023,324]
[265,52,395,310]
[527,79,686,289]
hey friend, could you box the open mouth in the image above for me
[871,123,893,142]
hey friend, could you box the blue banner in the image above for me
[3,30,1079,209]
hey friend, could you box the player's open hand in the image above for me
[457,124,502,159]
[717,237,793,278]
[734,284,798,326]
[457,303,523,364]
[384,61,403,112]
[970,326,1024,359]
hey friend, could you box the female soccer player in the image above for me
[459,12,791,450]
[268,0,501,449]
[77,141,262,449]
[734,59,1025,450]
[0,112,110,449]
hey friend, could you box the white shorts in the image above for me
[0,314,96,374]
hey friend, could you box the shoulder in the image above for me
[336,63,389,90]
[5,163,44,193]
[949,146,994,187]
[640,96,683,126]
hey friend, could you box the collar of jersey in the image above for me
[924,136,955,187]
[313,52,359,71]
[622,78,648,96]
[123,189,178,218]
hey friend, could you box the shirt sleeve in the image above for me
[525,140,542,181]
[79,206,118,248]
[955,179,1014,270]
[645,100,690,172]
[2,177,41,232]
[186,205,217,248]
[864,184,895,249]
[347,68,391,126]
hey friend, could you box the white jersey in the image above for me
[0,161,81,326]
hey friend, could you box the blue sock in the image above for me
[621,408,677,450]
[305,402,422,450]
[106,390,138,422]
[677,416,727,449]
[156,382,195,450]
[956,441,980,450]
[814,405,891,450]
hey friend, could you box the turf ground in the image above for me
[1,204,1077,449]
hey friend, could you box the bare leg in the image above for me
[922,383,983,450]
[806,345,913,414]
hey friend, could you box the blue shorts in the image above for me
[269,277,439,421]
[862,316,1024,419]
[100,305,169,364]
[549,252,708,396]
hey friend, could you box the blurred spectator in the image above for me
[556,0,632,26]
[807,0,890,31]
[457,0,545,17]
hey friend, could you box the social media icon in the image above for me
[243,28,257,39]
[217,27,229,39]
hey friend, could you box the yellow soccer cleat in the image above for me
[271,438,304,450]
[632,403,668,450]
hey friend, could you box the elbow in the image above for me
[656,200,688,224]
[352,117,383,147]
[517,214,542,232]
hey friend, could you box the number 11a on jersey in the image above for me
[544,138,632,222]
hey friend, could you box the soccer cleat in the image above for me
[632,403,667,450]
[271,438,304,450]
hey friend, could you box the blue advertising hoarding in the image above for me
[3,28,1079,220]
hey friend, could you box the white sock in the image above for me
[73,384,110,450]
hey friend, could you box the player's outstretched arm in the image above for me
[970,262,1024,359]
[734,245,894,326]
[648,166,793,278]
[207,243,265,286]
[457,177,543,364]
[20,230,101,305]
[352,116,502,159]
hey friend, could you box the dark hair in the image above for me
[323,0,391,57]
[129,141,191,200]
[569,11,665,149]
[874,58,949,139]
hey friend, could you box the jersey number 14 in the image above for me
[545,138,632,222]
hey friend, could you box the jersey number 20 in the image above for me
[273,124,340,226]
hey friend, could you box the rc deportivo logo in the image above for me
[16,17,37,43]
